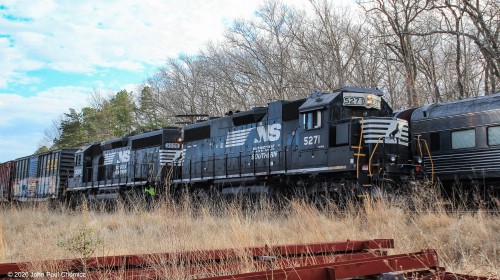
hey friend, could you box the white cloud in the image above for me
[0,86,91,127]
[0,0,266,88]
[0,132,44,162]
[0,85,129,162]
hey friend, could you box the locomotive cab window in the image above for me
[75,155,82,166]
[303,110,322,130]
[487,126,500,146]
[451,129,475,149]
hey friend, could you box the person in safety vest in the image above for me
[144,182,156,208]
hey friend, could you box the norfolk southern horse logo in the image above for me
[386,119,406,140]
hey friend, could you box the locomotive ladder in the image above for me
[416,135,435,183]
[351,117,366,180]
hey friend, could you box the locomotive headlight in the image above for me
[388,154,397,162]
[176,137,183,143]
[414,156,422,164]
[366,94,373,107]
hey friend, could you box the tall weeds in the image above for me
[0,188,498,278]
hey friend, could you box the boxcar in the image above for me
[11,149,76,202]
[0,161,14,202]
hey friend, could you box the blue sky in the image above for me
[0,0,287,162]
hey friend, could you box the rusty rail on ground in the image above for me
[0,239,495,279]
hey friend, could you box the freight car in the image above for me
[410,93,500,200]
[67,127,181,204]
[0,149,77,202]
[171,87,417,201]
[0,161,14,202]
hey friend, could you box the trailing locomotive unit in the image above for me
[411,93,500,200]
[67,127,181,203]
[173,87,414,200]
[0,149,77,202]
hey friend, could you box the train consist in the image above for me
[1,86,499,204]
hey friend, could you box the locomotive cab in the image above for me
[296,87,412,192]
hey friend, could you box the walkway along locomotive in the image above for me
[171,87,416,200]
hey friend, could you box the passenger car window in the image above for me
[451,129,475,149]
[488,126,500,146]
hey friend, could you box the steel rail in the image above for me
[200,249,441,280]
[0,239,393,276]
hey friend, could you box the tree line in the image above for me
[42,0,499,152]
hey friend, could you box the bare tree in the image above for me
[361,0,432,107]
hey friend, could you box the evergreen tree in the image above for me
[53,108,86,148]
[51,90,139,148]
[110,90,136,136]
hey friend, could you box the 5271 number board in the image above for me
[342,92,381,109]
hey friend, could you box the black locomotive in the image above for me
[66,127,181,204]
[1,87,499,205]
[171,87,415,200]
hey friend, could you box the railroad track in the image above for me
[0,239,495,279]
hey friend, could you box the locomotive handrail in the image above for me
[351,117,365,179]
[165,164,174,192]
[368,136,384,177]
[148,161,155,182]
[423,139,435,183]
[416,135,435,183]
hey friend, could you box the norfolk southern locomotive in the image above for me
[1,87,500,204]
[66,127,182,204]
[171,86,414,199]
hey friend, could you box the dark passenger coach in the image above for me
[411,93,500,198]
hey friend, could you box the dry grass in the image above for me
[0,187,498,279]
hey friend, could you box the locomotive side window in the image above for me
[430,132,440,151]
[487,126,500,146]
[451,129,475,149]
[304,110,322,130]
